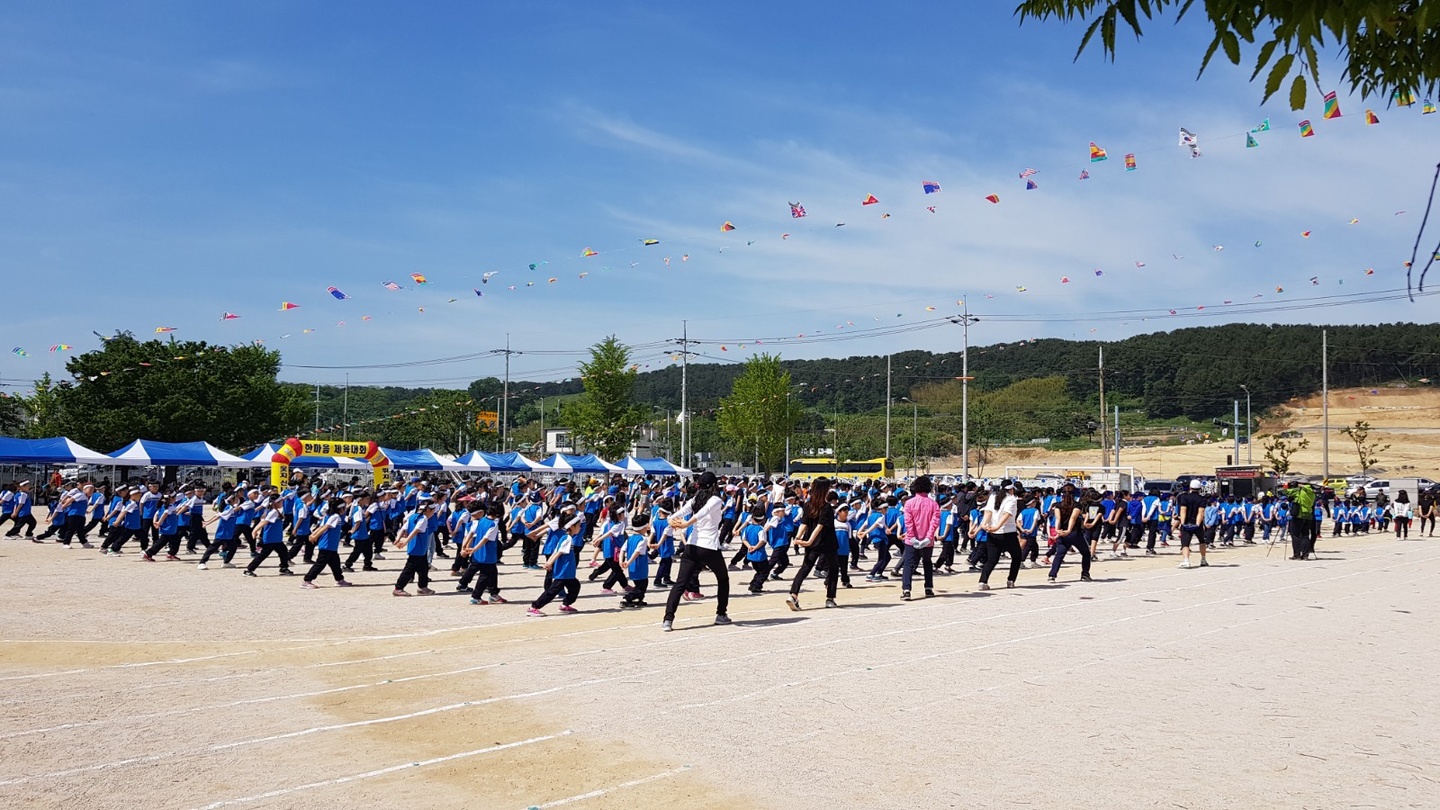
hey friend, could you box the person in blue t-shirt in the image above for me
[529,512,585,615]
[460,503,507,604]
[302,498,353,589]
[142,495,185,561]
[652,501,677,589]
[104,488,145,554]
[198,494,243,569]
[392,502,438,596]
[342,493,375,572]
[860,501,888,581]
[739,505,772,593]
[1124,492,1144,549]
[620,512,656,608]
[244,501,295,576]
[184,485,210,554]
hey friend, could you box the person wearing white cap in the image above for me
[392,501,437,596]
[527,511,586,616]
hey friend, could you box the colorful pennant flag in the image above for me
[1365,109,1380,125]
[1394,89,1416,107]
[1251,118,1271,132]
[279,302,300,311]
[643,239,659,246]
[1179,127,1201,158]
[155,325,179,332]
[1124,153,1136,171]
[1301,230,1312,238]
[922,181,941,194]
[382,281,401,291]
[926,206,936,213]
[11,347,26,357]
[789,202,807,218]
[1025,180,1038,190]
[581,247,598,256]
[221,312,241,320]
[1322,91,1343,119]
[985,194,1000,204]
[1078,170,1090,180]
[1018,169,1037,179]
[411,273,429,284]
[862,194,879,205]
[1134,261,1146,268]
[1015,286,1027,292]
[1424,101,1437,114]
[327,286,349,300]
[48,344,71,352]
[720,221,736,232]
[1299,120,1315,137]
[1089,142,1107,162]
[1246,133,1259,148]
[1061,276,1071,283]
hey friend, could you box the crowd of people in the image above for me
[0,470,1427,629]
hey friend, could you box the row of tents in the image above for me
[0,437,691,477]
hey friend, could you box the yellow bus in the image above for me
[787,457,895,482]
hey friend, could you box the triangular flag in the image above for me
[221,312,241,320]
[643,239,659,245]
[1078,170,1090,180]
[582,247,598,256]
[1298,120,1315,137]
[1251,118,1271,132]
[1394,89,1416,107]
[1025,180,1037,190]
[1322,91,1343,119]
[279,302,300,310]
[1424,100,1437,114]
[1246,133,1259,148]
[922,181,941,194]
[720,221,736,231]
[1365,109,1380,125]
[1060,276,1070,283]
[861,194,879,205]
[985,194,1000,204]
[410,273,428,284]
[1089,142,1107,162]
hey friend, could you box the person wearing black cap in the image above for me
[658,471,731,631]
[978,479,1024,590]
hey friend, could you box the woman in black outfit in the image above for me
[786,477,840,611]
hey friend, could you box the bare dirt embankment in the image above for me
[931,386,1440,479]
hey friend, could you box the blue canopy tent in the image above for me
[617,455,691,476]
[453,451,541,475]
[0,437,114,465]
[378,448,468,472]
[108,440,256,467]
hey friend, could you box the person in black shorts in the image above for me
[1175,479,1209,569]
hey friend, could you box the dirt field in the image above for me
[952,385,1440,480]
[3,524,1439,809]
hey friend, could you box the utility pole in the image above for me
[1241,384,1252,465]
[1322,328,1330,480]
[502,335,511,452]
[885,354,892,464]
[1233,399,1241,463]
[1098,345,1106,467]
[313,381,320,437]
[539,395,545,454]
[1113,405,1120,467]
[679,321,689,467]
[342,373,349,441]
[955,302,979,481]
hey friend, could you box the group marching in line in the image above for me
[1,469,1427,629]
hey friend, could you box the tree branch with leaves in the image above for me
[1339,419,1390,477]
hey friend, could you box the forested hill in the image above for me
[304,322,1440,425]
[625,322,1440,420]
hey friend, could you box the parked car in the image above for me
[1142,479,1176,496]
[1321,478,1350,498]
[1361,478,1437,501]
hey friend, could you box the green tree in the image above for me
[0,394,23,436]
[49,334,309,451]
[717,354,803,473]
[1339,419,1390,477]
[372,391,487,454]
[14,373,69,438]
[1016,0,1439,110]
[1261,433,1310,476]
[467,377,505,406]
[564,336,648,460]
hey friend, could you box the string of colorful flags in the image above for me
[9,89,1435,366]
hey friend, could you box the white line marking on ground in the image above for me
[524,765,690,808]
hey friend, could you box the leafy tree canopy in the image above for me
[717,353,804,473]
[563,336,649,460]
[1016,0,1440,109]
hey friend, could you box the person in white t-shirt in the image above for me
[658,472,732,632]
[978,479,1024,590]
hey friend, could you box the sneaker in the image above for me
[490,596,508,604]
[978,582,991,591]
[714,614,732,625]
[222,561,236,569]
[471,598,489,605]
[901,591,912,601]
[1145,550,1157,556]
[1080,574,1092,582]
[393,589,411,597]
[342,564,354,573]
[748,587,764,595]
[874,575,890,582]
[842,581,853,588]
[301,581,318,590]
[601,588,616,595]
[455,583,469,592]
[80,542,93,549]
[558,605,579,614]
[362,565,379,572]
[196,563,207,570]
[661,620,673,631]
[243,570,257,577]
[527,607,544,617]
[785,594,800,611]
[925,589,935,597]
[278,569,294,576]
[824,599,838,608]
[864,575,878,582]
[417,588,435,596]
[141,554,155,562]
[1177,561,1192,569]
[1199,558,1210,567]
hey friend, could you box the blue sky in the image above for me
[1,3,1435,390]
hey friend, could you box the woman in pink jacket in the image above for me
[900,476,940,601]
